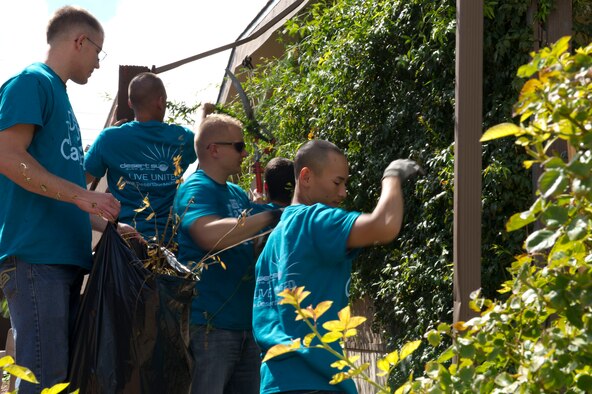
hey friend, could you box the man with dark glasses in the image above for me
[173,109,282,394]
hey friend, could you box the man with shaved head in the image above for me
[174,109,281,394]
[253,139,422,394]
[85,72,197,244]
[0,6,120,393]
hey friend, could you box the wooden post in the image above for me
[116,65,150,122]
[454,0,483,323]
[529,1,574,194]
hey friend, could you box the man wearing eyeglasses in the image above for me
[0,6,120,393]
[173,110,282,394]
[84,72,197,245]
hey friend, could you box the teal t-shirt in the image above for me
[84,121,196,242]
[174,169,267,330]
[253,204,361,394]
[0,63,92,268]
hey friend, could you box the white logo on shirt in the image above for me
[61,110,83,165]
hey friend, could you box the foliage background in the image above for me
[226,0,591,386]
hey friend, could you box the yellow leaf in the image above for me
[321,331,343,343]
[452,321,468,331]
[480,123,523,142]
[3,364,39,383]
[134,196,151,212]
[331,359,350,371]
[41,382,70,394]
[262,339,301,363]
[400,339,421,361]
[338,305,351,323]
[322,319,345,332]
[145,212,155,221]
[329,372,347,385]
[519,78,542,96]
[344,328,358,338]
[523,160,535,169]
[116,176,126,190]
[377,357,391,372]
[395,382,411,394]
[0,355,14,368]
[314,301,333,319]
[303,333,315,347]
[220,261,227,270]
[386,350,399,365]
[346,316,367,330]
[296,307,314,321]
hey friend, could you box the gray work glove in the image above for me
[382,159,424,182]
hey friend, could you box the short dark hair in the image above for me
[128,72,166,110]
[294,139,344,176]
[47,6,103,43]
[265,157,295,205]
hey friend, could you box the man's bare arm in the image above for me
[190,210,281,251]
[0,124,120,220]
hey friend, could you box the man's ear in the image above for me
[299,167,312,186]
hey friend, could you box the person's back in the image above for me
[85,72,197,243]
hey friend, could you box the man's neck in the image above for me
[200,164,229,185]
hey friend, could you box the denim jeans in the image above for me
[189,325,260,394]
[0,256,85,394]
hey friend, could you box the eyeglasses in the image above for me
[82,36,107,62]
[207,141,246,153]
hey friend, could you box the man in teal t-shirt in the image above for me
[0,7,121,393]
[85,72,196,244]
[174,110,281,394]
[253,140,422,394]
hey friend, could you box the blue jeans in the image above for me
[189,325,260,394]
[0,257,85,394]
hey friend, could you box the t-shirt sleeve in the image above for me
[83,132,106,178]
[182,128,197,165]
[0,74,45,131]
[179,180,221,233]
[310,206,361,263]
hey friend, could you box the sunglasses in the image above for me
[208,141,246,153]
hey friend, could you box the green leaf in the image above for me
[538,169,568,198]
[426,330,441,347]
[438,346,455,363]
[567,216,588,241]
[494,372,513,387]
[480,123,523,142]
[541,205,569,229]
[525,229,560,253]
[517,62,539,78]
[577,374,592,391]
[506,210,537,232]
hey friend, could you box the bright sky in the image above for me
[0,0,269,148]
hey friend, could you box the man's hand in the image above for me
[382,159,424,182]
[74,190,121,222]
[117,222,143,241]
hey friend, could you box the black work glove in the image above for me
[382,159,424,182]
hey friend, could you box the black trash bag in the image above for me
[69,223,197,394]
